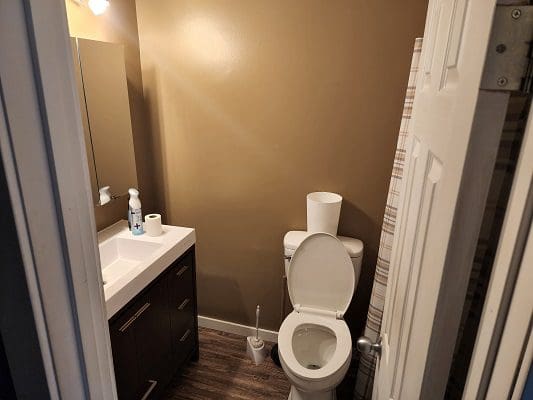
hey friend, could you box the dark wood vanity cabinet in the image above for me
[167,251,198,367]
[109,246,198,400]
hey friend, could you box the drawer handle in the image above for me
[140,380,158,400]
[118,314,137,333]
[176,265,190,277]
[118,302,151,332]
[180,329,191,342]
[134,302,151,318]
[178,298,190,310]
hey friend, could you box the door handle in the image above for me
[356,336,382,356]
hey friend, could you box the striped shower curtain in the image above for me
[353,37,423,400]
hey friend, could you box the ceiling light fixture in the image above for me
[87,0,109,16]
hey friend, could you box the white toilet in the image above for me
[278,232,362,400]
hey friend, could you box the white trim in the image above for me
[0,48,59,400]
[0,0,115,398]
[198,315,279,343]
[27,2,117,398]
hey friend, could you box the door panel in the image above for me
[386,147,444,398]
[134,282,172,399]
[109,307,142,400]
[374,1,503,399]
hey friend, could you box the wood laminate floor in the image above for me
[162,327,357,400]
[162,327,290,400]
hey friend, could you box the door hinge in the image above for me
[480,5,533,93]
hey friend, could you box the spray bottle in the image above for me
[128,188,144,235]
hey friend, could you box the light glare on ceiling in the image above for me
[88,0,109,15]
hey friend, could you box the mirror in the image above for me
[71,37,138,205]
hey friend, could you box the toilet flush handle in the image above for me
[356,336,382,357]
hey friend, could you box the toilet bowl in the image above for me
[278,233,360,400]
[279,312,352,399]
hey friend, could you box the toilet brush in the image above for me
[246,305,268,365]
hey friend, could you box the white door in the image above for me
[366,1,511,399]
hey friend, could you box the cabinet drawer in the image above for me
[175,319,195,367]
[170,296,193,343]
[169,254,194,309]
[167,250,196,369]
[169,295,194,366]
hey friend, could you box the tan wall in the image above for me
[65,0,154,230]
[136,0,428,332]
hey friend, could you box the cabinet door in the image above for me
[109,308,141,400]
[168,252,195,367]
[134,281,172,399]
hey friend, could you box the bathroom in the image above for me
[1,1,532,400]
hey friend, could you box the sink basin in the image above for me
[99,237,162,287]
[98,220,196,319]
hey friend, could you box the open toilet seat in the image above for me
[278,233,356,398]
[278,310,352,382]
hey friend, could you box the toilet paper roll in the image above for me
[144,214,163,236]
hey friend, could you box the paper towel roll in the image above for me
[144,214,163,236]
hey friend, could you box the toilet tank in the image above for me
[283,230,364,281]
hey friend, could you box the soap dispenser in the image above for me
[128,188,144,235]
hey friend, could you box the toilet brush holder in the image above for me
[246,304,268,365]
[246,336,268,366]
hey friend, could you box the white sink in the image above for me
[99,237,163,287]
[98,220,195,319]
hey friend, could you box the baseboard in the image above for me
[198,315,278,343]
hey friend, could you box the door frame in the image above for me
[1,1,531,399]
[0,0,115,398]
[463,100,533,400]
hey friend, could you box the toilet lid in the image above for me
[288,233,355,314]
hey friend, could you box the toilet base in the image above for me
[288,385,336,400]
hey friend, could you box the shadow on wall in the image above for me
[142,67,170,219]
[125,78,156,214]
